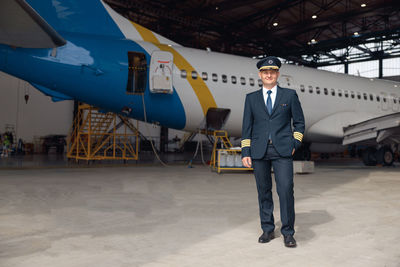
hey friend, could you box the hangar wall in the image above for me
[0,71,74,143]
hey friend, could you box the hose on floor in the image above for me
[141,94,169,167]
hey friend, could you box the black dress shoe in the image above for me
[283,235,297,247]
[258,231,275,243]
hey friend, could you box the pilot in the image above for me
[241,56,305,248]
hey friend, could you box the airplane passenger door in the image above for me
[149,51,173,94]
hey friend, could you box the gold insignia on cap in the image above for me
[241,139,251,148]
[293,132,303,142]
[259,66,279,70]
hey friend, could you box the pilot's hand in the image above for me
[292,148,295,155]
[242,157,252,168]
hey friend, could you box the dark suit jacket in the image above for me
[241,86,305,159]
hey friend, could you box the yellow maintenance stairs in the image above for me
[67,104,139,161]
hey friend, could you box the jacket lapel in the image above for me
[256,89,269,115]
[271,86,283,116]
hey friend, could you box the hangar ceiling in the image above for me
[104,0,400,67]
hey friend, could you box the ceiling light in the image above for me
[215,6,219,10]
[311,39,317,43]
[361,3,366,7]
[273,22,278,27]
[312,15,317,19]
[354,32,359,36]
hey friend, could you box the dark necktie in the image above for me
[266,90,272,115]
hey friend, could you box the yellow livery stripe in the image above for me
[293,132,303,142]
[156,44,217,115]
[241,139,251,148]
[131,22,159,44]
[130,22,217,116]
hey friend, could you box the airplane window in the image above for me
[308,86,313,93]
[363,93,367,100]
[316,87,320,94]
[383,97,386,103]
[376,95,380,102]
[249,78,255,86]
[344,90,349,98]
[356,92,361,99]
[258,79,262,87]
[331,89,335,96]
[191,71,198,79]
[300,85,305,92]
[351,91,355,98]
[231,76,237,84]
[222,74,227,83]
[212,73,218,82]
[202,72,208,80]
[394,98,397,104]
[370,94,374,101]
[338,90,342,97]
[240,77,246,85]
[324,88,328,95]
[127,51,147,94]
[181,70,187,78]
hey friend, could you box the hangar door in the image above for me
[149,51,173,94]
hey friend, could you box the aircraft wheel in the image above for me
[362,147,377,166]
[377,147,394,166]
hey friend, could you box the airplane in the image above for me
[1,0,400,166]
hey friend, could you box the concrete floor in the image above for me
[0,163,399,267]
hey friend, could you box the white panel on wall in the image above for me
[0,71,74,143]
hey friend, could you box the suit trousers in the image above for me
[252,144,295,236]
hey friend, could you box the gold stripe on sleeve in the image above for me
[241,139,251,148]
[293,132,303,142]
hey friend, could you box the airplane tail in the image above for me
[26,0,123,38]
[0,0,124,48]
[1,0,178,48]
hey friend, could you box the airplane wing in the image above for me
[0,0,66,48]
[343,112,400,146]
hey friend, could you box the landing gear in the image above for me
[362,147,377,166]
[376,146,394,166]
[362,146,394,166]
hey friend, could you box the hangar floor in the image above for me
[0,162,399,266]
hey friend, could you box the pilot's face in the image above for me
[258,69,279,88]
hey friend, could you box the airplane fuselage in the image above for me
[1,0,400,154]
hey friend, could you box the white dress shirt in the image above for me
[262,85,277,108]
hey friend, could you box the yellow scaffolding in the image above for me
[208,130,253,173]
[209,130,232,170]
[67,104,139,161]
